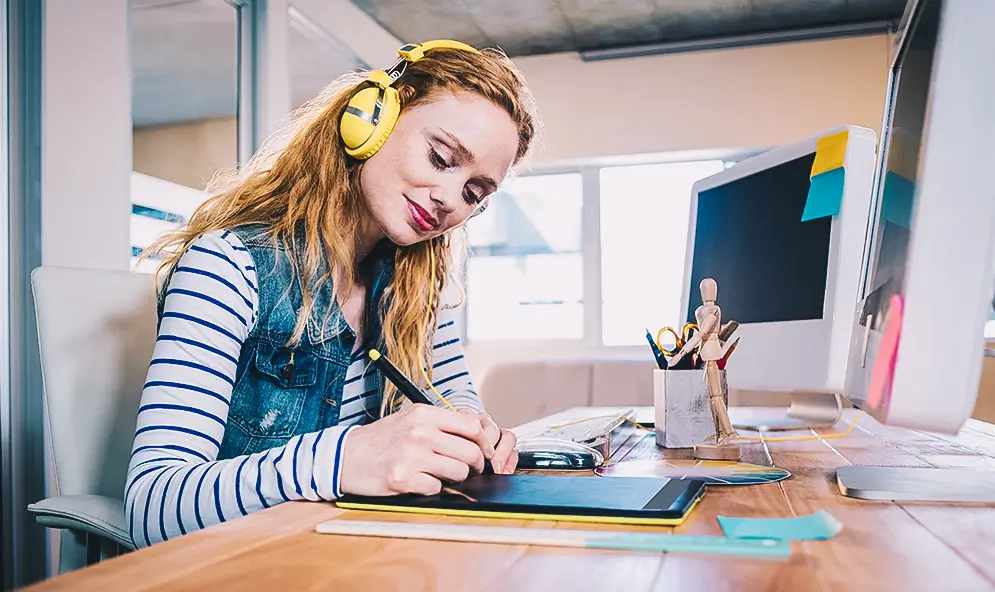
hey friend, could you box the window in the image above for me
[461,155,749,345]
[129,0,243,272]
[600,161,727,346]
[129,174,205,273]
[464,173,584,341]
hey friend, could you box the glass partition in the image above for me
[129,0,243,271]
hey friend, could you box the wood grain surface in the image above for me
[25,409,995,591]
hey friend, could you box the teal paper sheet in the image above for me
[717,510,843,541]
[801,167,846,222]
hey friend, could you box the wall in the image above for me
[515,35,892,164]
[133,117,238,190]
[43,0,131,270]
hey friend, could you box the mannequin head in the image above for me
[700,278,718,303]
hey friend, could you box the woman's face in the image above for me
[360,90,519,247]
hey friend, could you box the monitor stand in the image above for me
[729,391,844,431]
[836,466,995,502]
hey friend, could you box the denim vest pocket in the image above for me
[226,337,316,440]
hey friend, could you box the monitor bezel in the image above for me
[680,124,877,392]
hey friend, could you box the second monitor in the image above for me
[680,125,878,401]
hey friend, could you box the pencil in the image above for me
[717,337,740,370]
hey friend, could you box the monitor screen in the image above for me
[686,153,832,325]
[860,0,939,330]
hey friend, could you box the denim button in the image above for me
[280,361,295,380]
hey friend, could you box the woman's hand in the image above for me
[460,410,517,475]
[339,404,497,497]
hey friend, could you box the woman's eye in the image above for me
[464,186,482,204]
[430,148,451,170]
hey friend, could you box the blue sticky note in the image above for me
[717,510,843,541]
[881,171,916,228]
[801,167,846,222]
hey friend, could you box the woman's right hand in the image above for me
[338,404,496,497]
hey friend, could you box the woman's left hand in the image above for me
[459,410,518,474]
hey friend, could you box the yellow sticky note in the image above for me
[810,130,849,178]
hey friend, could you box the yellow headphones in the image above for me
[340,40,480,160]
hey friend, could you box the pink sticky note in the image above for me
[867,294,904,410]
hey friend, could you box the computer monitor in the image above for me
[835,0,995,502]
[680,125,877,397]
[844,0,995,434]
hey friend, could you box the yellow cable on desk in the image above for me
[729,410,864,442]
[729,391,864,442]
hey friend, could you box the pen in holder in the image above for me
[654,368,728,449]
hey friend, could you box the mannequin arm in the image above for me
[668,311,718,367]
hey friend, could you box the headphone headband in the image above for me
[398,40,479,63]
[385,40,480,84]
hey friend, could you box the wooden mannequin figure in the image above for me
[668,278,741,460]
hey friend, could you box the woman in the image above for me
[126,40,539,548]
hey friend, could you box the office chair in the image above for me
[28,266,158,573]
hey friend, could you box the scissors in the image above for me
[655,322,698,356]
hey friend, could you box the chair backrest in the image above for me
[31,266,158,498]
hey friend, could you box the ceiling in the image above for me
[350,0,907,56]
[131,0,239,127]
[132,0,907,128]
[132,0,362,127]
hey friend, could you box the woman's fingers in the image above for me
[405,472,444,496]
[477,412,502,448]
[417,406,495,459]
[430,430,486,475]
[491,428,518,474]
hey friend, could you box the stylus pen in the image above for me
[368,348,495,473]
[367,348,435,406]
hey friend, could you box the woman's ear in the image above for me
[452,197,488,230]
[396,84,417,109]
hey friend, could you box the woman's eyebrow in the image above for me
[477,176,498,194]
[433,128,499,191]
[435,128,475,164]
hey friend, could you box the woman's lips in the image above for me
[406,198,438,231]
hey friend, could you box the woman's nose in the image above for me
[430,189,457,216]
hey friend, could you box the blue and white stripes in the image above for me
[126,229,482,548]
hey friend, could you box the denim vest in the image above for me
[203,225,396,459]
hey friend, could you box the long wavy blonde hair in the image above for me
[142,46,539,415]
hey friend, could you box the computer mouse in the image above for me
[516,450,599,470]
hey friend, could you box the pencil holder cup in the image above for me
[654,368,728,449]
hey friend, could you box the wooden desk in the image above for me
[26,409,995,591]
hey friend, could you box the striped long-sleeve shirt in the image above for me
[126,230,482,548]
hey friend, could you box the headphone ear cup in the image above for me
[342,86,400,160]
[340,85,381,154]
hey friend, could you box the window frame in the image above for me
[230,0,255,163]
[458,147,764,351]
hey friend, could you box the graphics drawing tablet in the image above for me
[335,474,706,527]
